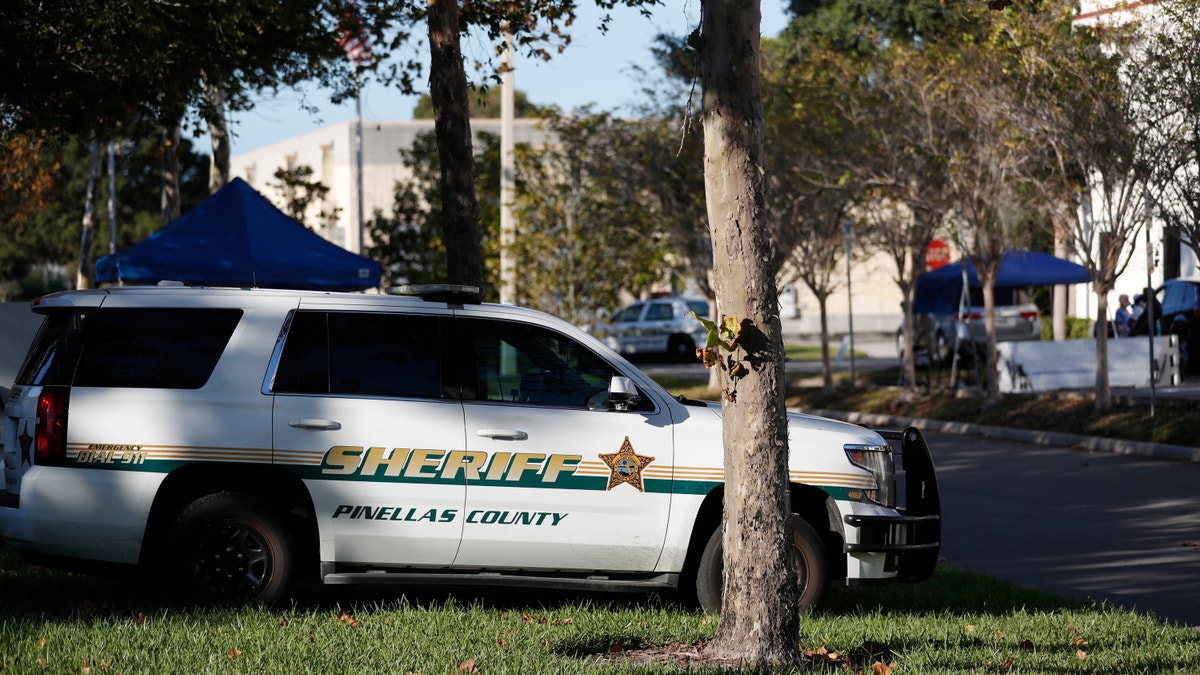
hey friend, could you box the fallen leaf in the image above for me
[1077,649,1088,660]
[227,648,243,659]
[966,624,976,632]
[457,657,480,672]
[1001,657,1014,670]
[522,614,534,623]
[1072,637,1088,646]
[609,644,624,653]
[134,612,146,626]
[336,610,362,627]
[873,661,893,675]
[38,637,47,650]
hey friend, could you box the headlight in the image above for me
[844,444,895,508]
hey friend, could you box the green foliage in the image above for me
[510,110,674,326]
[269,165,338,230]
[0,134,208,287]
[1040,315,1094,341]
[0,0,352,139]
[784,0,971,55]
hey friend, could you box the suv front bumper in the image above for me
[844,427,941,582]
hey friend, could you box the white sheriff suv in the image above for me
[0,285,940,609]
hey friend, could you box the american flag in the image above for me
[338,3,373,65]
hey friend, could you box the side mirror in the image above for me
[608,376,641,411]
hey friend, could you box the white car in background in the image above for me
[592,297,711,361]
[897,289,1041,365]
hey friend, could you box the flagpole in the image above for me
[355,69,365,256]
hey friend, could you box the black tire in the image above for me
[932,332,950,365]
[159,492,296,605]
[668,335,696,362]
[694,516,828,614]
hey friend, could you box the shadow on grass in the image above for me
[0,541,1097,625]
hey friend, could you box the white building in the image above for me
[1071,0,1200,320]
[231,118,554,256]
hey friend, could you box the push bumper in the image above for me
[844,427,941,582]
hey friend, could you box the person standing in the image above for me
[1114,294,1132,337]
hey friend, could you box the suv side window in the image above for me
[275,311,445,399]
[612,303,645,323]
[644,303,674,321]
[466,319,615,408]
[71,308,242,389]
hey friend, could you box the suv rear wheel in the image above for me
[694,516,828,613]
[159,492,296,605]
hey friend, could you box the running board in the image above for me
[321,565,679,594]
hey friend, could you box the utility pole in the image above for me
[499,30,516,304]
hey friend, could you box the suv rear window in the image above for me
[17,308,242,389]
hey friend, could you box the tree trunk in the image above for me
[1053,217,1070,341]
[980,267,1000,404]
[76,142,102,290]
[206,83,230,194]
[1094,290,1112,410]
[428,0,485,294]
[162,124,182,225]
[901,282,918,391]
[818,295,833,394]
[699,0,800,665]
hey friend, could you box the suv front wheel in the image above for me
[159,492,297,605]
[694,516,828,613]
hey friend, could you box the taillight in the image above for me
[1020,311,1040,321]
[35,386,69,467]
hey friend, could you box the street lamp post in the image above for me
[843,219,856,391]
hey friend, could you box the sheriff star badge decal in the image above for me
[599,436,654,492]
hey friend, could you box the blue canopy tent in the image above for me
[913,250,1090,314]
[95,178,380,291]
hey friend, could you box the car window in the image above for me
[612,303,645,323]
[687,300,710,318]
[644,303,674,321]
[72,308,242,389]
[15,308,81,387]
[966,287,1017,307]
[466,319,615,408]
[274,311,445,399]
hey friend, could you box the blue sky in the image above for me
[222,2,791,155]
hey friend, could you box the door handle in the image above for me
[288,418,342,430]
[475,428,528,441]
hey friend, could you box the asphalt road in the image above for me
[926,431,1200,628]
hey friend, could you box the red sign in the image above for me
[927,240,951,270]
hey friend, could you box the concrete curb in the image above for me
[802,408,1200,463]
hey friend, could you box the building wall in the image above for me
[231,119,554,255]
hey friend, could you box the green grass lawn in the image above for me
[2,545,1198,673]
